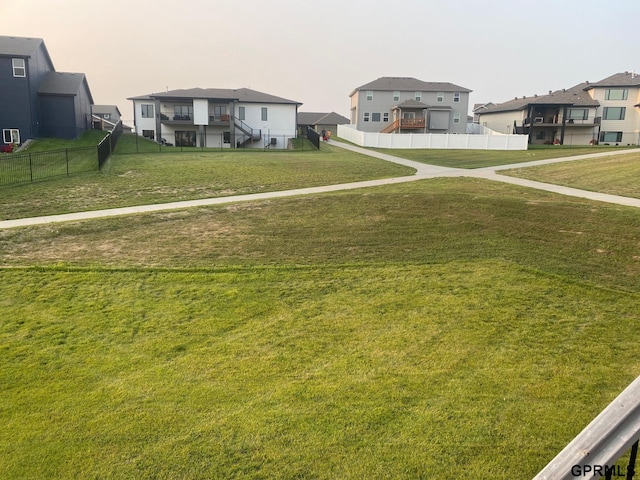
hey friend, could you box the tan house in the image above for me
[476,72,640,145]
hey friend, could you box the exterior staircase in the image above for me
[234,118,261,147]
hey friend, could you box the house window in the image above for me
[453,113,461,124]
[600,131,623,143]
[453,92,460,103]
[175,130,196,147]
[103,114,111,120]
[238,106,245,121]
[393,91,400,102]
[366,90,373,101]
[363,112,370,122]
[174,105,193,120]
[223,132,231,144]
[3,129,20,144]
[212,105,227,121]
[605,89,628,100]
[536,131,546,140]
[141,104,154,118]
[142,130,155,140]
[261,107,268,121]
[436,92,444,102]
[371,112,381,122]
[567,109,588,120]
[383,112,389,122]
[603,107,626,120]
[415,91,422,101]
[12,58,26,77]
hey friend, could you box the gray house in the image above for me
[92,105,122,131]
[297,111,349,136]
[0,35,94,145]
[349,77,472,134]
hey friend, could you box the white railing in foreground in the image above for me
[534,375,640,480]
[337,124,528,151]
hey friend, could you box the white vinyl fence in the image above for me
[337,124,528,150]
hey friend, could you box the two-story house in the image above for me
[0,35,94,145]
[129,88,301,149]
[349,77,472,134]
[476,72,640,146]
[584,72,640,145]
[477,83,601,145]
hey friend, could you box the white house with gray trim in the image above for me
[128,88,301,149]
[349,77,472,134]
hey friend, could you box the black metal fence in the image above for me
[306,127,320,150]
[0,147,98,186]
[0,122,123,187]
[115,131,319,154]
[98,121,123,170]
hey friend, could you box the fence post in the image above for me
[29,153,33,182]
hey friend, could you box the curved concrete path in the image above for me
[0,142,638,230]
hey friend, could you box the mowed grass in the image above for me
[374,144,636,168]
[502,150,640,198]
[2,147,640,478]
[0,142,413,220]
[2,263,639,479]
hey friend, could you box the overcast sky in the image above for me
[2,0,638,125]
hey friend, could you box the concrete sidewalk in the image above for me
[0,142,638,229]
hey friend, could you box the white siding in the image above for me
[193,99,209,125]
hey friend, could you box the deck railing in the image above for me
[534,375,640,480]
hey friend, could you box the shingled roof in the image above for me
[584,71,640,89]
[38,72,94,103]
[350,77,471,97]
[298,112,349,125]
[147,87,301,105]
[480,82,599,114]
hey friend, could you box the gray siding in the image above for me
[39,96,76,138]
[353,88,470,134]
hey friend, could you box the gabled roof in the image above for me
[350,77,472,96]
[92,105,122,116]
[298,111,349,125]
[38,72,94,104]
[0,35,44,56]
[584,71,640,89]
[393,99,430,109]
[0,35,55,69]
[480,82,599,115]
[140,87,301,105]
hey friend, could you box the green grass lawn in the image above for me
[501,150,640,198]
[374,144,636,168]
[0,142,413,220]
[2,149,640,478]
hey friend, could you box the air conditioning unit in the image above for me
[534,117,544,123]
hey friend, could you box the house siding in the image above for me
[480,110,525,135]
[350,79,470,134]
[1,36,93,142]
[0,56,33,139]
[589,86,640,144]
[131,93,299,149]
[39,96,76,138]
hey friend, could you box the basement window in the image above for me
[3,129,20,144]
